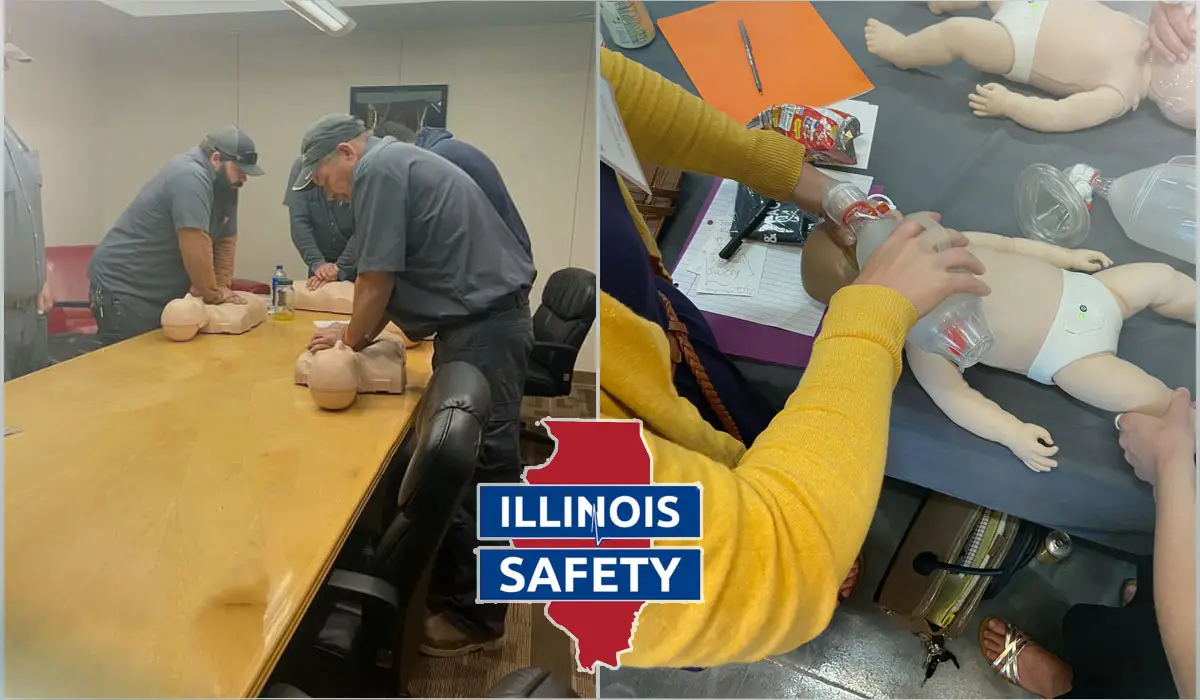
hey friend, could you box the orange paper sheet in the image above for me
[657,2,874,124]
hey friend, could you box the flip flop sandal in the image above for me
[979,616,1030,689]
[837,554,865,606]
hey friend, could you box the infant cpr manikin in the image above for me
[160,292,268,342]
[801,226,1196,472]
[294,332,408,411]
[865,0,1197,131]
[294,280,353,315]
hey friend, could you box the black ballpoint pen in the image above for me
[738,20,763,95]
[719,199,777,260]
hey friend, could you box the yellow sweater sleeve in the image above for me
[600,47,807,201]
[622,285,917,668]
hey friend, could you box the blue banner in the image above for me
[477,547,703,602]
[477,484,702,541]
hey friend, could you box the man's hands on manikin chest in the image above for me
[189,285,247,305]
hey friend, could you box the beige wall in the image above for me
[7,12,597,370]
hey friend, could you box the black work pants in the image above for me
[89,284,165,346]
[1061,557,1178,699]
[427,299,534,639]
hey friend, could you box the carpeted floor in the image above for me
[407,603,597,698]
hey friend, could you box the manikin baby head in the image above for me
[1149,56,1197,130]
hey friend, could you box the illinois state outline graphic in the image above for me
[513,418,651,671]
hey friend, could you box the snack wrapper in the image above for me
[747,104,861,166]
[732,183,822,246]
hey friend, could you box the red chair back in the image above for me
[45,245,98,336]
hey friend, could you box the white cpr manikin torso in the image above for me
[1011,1,1148,110]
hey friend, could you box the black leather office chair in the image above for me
[263,666,579,699]
[524,267,596,398]
[270,361,493,698]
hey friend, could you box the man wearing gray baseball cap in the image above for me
[4,32,50,379]
[299,113,535,656]
[88,125,263,345]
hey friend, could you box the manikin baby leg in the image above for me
[1094,263,1196,325]
[865,16,1015,74]
[1052,354,1173,417]
[927,1,986,15]
[1052,264,1194,417]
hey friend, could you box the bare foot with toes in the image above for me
[865,19,918,69]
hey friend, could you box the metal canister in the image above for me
[1035,530,1073,565]
[600,1,656,50]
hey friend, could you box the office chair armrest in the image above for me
[531,341,579,375]
[52,301,91,309]
[325,569,400,611]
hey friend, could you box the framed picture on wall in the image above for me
[350,84,449,138]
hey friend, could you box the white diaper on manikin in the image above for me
[992,0,1049,83]
[1027,270,1123,385]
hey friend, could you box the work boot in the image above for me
[419,612,503,657]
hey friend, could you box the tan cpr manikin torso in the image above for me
[294,280,354,315]
[865,0,1197,131]
[295,331,409,410]
[801,224,1196,471]
[160,292,268,341]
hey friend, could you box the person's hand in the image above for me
[36,280,53,314]
[853,212,990,317]
[969,83,1013,119]
[309,263,338,290]
[308,325,346,353]
[1001,422,1059,472]
[1145,1,1196,64]
[1068,249,1114,272]
[216,287,248,305]
[1117,388,1196,487]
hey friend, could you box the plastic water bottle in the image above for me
[270,265,295,321]
[822,182,995,372]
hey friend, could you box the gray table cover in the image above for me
[607,1,1196,554]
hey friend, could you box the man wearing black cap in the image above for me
[298,114,535,656]
[88,126,264,345]
[4,34,51,379]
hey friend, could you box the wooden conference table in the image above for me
[4,311,433,698]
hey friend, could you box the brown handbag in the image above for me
[876,492,1021,640]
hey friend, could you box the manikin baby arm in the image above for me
[963,232,1114,271]
[971,84,1128,133]
[906,344,1060,471]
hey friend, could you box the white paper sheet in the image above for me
[825,99,878,171]
[699,243,766,297]
[678,180,828,336]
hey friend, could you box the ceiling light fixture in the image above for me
[281,0,357,37]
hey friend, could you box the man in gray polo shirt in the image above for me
[284,155,357,290]
[299,114,534,656]
[4,36,50,380]
[88,126,263,345]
